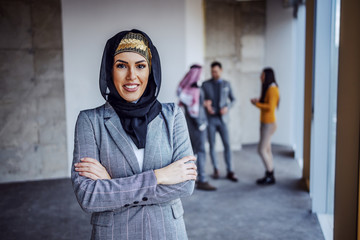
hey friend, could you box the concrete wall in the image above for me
[62,0,205,174]
[0,0,303,183]
[204,0,266,149]
[204,0,304,153]
[0,0,67,183]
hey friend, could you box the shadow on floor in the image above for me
[0,145,324,240]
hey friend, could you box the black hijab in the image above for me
[99,29,162,149]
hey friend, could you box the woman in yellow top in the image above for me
[251,68,280,185]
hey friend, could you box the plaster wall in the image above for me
[204,0,266,150]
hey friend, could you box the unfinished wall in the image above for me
[0,0,67,183]
[204,0,266,149]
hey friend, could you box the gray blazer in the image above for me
[71,102,194,240]
[202,79,235,123]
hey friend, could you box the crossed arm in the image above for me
[74,156,197,184]
[72,109,196,213]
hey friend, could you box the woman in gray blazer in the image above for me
[71,29,197,240]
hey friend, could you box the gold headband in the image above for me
[114,32,152,69]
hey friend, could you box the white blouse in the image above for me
[128,136,145,172]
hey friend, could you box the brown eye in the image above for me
[116,63,126,69]
[137,64,146,69]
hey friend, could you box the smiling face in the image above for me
[113,52,150,102]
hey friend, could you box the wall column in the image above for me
[302,0,315,189]
[333,0,360,238]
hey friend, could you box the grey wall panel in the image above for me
[0,0,67,183]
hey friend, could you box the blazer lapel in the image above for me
[219,80,225,107]
[103,103,141,174]
[142,113,170,171]
[142,116,160,171]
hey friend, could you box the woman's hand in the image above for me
[74,158,111,180]
[154,156,197,185]
[251,98,259,105]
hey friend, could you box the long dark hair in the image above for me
[259,68,279,106]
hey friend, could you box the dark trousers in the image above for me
[207,116,232,172]
[187,119,207,183]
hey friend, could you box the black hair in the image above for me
[211,61,222,69]
[260,68,279,107]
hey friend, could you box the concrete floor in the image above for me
[0,145,324,240]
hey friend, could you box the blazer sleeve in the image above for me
[227,81,236,108]
[71,108,194,214]
[151,105,195,203]
[72,111,159,213]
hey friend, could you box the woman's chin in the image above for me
[124,95,141,103]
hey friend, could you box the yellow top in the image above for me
[255,86,279,123]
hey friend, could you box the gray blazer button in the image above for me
[124,204,130,207]
[142,197,148,201]
[133,201,139,204]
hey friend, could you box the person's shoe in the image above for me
[196,181,217,191]
[211,169,220,179]
[256,170,276,185]
[226,171,238,182]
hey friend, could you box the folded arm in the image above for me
[152,106,196,202]
[72,112,160,213]
[72,108,195,213]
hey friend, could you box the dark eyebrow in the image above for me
[114,59,146,64]
[115,59,128,64]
